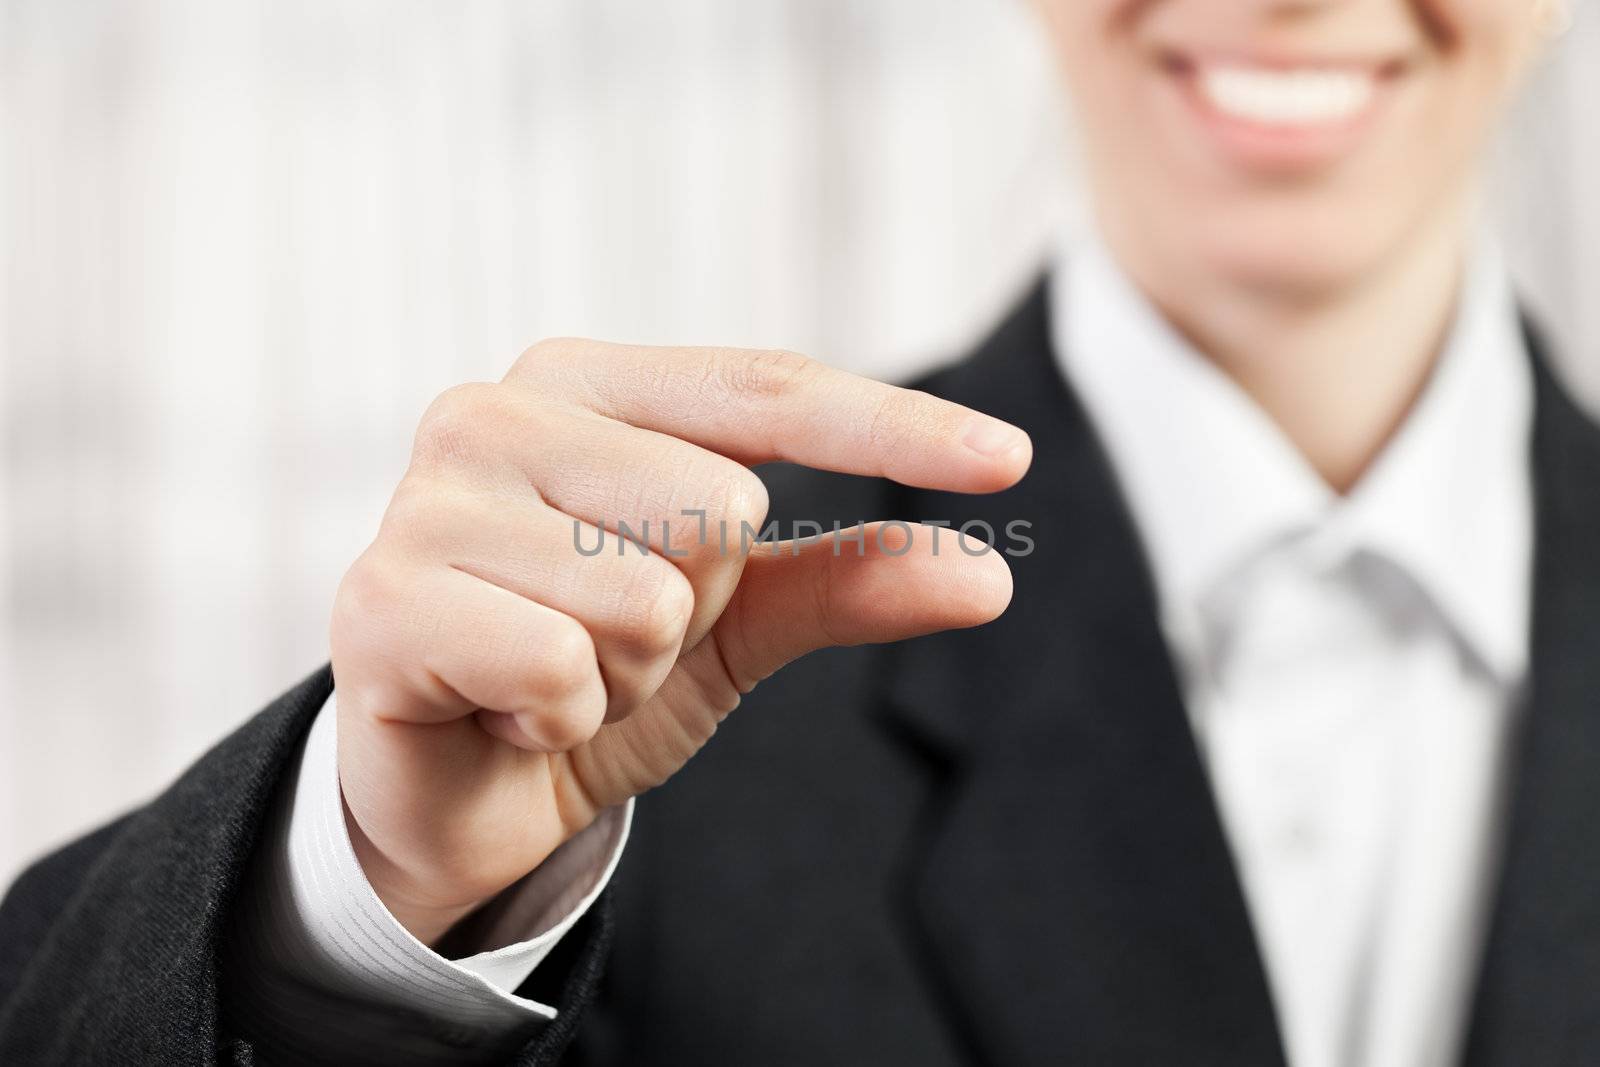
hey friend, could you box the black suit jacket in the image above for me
[3,280,1599,1065]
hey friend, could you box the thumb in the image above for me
[561,521,1015,814]
[713,520,1015,691]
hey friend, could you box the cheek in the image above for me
[1036,1,1149,142]
[1033,0,1136,74]
[1418,1,1539,168]
[1427,0,1544,77]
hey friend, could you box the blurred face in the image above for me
[1033,0,1550,297]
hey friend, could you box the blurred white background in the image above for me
[2,0,1597,886]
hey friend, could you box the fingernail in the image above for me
[963,417,1024,458]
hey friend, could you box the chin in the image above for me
[1184,193,1419,301]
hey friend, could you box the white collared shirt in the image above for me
[1053,236,1535,1067]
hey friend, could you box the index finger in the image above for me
[516,341,1032,493]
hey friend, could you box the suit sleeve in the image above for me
[0,667,614,1065]
[220,694,630,1064]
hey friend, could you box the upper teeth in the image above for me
[1198,65,1375,126]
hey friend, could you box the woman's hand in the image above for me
[329,338,1031,943]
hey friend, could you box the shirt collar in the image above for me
[1050,233,1534,684]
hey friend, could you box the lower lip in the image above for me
[1170,65,1392,175]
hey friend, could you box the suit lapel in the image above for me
[877,283,1287,1065]
[1465,337,1600,1066]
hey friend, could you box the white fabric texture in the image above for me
[225,693,630,1064]
[1054,237,1534,1067]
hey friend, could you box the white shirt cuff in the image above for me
[225,691,630,1064]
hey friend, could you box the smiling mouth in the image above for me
[1158,52,1409,172]
[1197,64,1377,126]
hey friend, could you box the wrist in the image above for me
[341,800,492,945]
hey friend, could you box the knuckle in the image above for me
[375,478,495,566]
[329,561,412,712]
[332,552,398,634]
[412,382,499,467]
[535,620,599,700]
[668,461,768,563]
[377,477,450,548]
[532,700,603,751]
[618,563,694,658]
[510,336,588,380]
[717,465,770,533]
[721,348,816,399]
[524,627,605,747]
